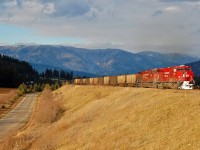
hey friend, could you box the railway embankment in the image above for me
[2,85,200,149]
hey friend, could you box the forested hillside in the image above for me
[0,54,75,88]
[0,54,38,87]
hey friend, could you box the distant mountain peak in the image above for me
[0,45,199,76]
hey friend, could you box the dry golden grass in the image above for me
[0,88,17,104]
[2,85,200,149]
[33,85,200,149]
[0,87,64,150]
[33,88,64,124]
[0,88,18,116]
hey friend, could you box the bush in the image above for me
[50,81,61,91]
[17,83,27,96]
[34,83,45,92]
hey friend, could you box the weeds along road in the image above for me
[0,93,38,137]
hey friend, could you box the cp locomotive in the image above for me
[74,65,195,89]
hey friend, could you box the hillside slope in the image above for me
[28,85,200,149]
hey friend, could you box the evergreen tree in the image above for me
[0,54,39,87]
[53,69,59,78]
[60,70,65,79]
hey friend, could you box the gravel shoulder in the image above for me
[0,93,38,137]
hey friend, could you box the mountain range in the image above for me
[186,61,200,77]
[0,45,199,76]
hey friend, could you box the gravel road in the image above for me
[0,93,38,137]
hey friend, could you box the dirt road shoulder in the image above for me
[0,93,38,138]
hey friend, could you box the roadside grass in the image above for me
[0,88,18,117]
[0,88,17,105]
[33,88,64,124]
[0,87,64,150]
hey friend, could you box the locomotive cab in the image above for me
[175,65,194,89]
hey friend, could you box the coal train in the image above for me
[74,65,195,90]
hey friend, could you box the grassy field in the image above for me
[0,88,17,103]
[0,88,17,116]
[2,85,200,149]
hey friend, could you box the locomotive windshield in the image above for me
[177,68,184,71]
[177,68,191,71]
[185,68,191,71]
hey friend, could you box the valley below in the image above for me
[1,85,200,149]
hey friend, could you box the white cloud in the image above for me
[43,3,55,15]
[21,1,44,13]
[0,0,200,54]
[47,0,91,17]
[160,0,200,2]
[164,6,180,12]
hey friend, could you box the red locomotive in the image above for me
[136,65,194,89]
[74,65,195,89]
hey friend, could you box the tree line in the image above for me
[0,54,73,88]
[18,82,61,96]
[40,69,73,80]
[0,54,38,87]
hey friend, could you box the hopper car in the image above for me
[74,65,195,90]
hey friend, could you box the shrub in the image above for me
[34,83,45,92]
[17,83,27,96]
[50,81,61,91]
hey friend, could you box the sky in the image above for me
[0,0,200,54]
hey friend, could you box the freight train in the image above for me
[74,65,195,90]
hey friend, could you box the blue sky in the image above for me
[0,24,85,45]
[0,0,200,54]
